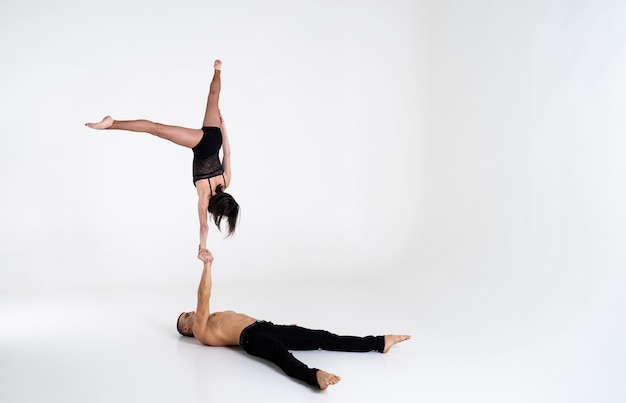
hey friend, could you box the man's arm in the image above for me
[192,258,213,340]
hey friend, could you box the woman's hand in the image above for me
[198,246,214,263]
[218,109,226,128]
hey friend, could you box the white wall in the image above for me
[0,0,425,289]
[1,1,625,399]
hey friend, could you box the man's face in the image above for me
[180,311,196,333]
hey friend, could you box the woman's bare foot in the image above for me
[383,334,411,353]
[85,116,114,129]
[316,370,341,390]
[214,59,222,71]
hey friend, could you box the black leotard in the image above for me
[192,126,224,187]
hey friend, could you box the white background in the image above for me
[1,0,625,402]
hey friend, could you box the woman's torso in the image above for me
[192,126,224,185]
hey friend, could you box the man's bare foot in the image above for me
[85,116,114,129]
[316,370,341,390]
[383,334,411,353]
[214,59,222,71]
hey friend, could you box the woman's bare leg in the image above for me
[85,116,203,149]
[202,60,222,127]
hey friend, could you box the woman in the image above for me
[85,60,238,263]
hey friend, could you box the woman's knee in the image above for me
[153,122,167,137]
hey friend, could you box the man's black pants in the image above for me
[240,321,384,388]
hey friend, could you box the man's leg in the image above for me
[271,325,385,352]
[242,331,321,388]
[272,325,411,353]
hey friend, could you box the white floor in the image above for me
[1,277,624,403]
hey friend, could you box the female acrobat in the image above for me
[86,60,238,263]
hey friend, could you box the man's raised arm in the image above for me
[192,256,213,340]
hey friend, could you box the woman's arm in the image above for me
[219,110,232,188]
[197,189,211,261]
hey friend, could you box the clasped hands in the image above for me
[198,246,214,263]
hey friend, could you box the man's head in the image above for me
[176,311,196,337]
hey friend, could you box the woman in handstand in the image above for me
[86,60,238,263]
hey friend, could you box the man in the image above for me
[176,254,411,390]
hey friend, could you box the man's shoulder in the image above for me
[193,326,221,346]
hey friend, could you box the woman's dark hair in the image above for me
[208,185,240,237]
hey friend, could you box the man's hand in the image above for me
[198,247,214,264]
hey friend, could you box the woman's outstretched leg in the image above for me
[85,116,203,149]
[202,60,222,127]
